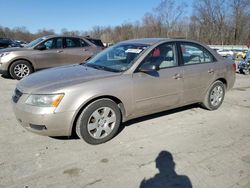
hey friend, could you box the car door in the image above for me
[180,42,218,104]
[132,43,183,116]
[62,37,94,64]
[34,37,64,69]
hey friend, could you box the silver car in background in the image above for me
[12,38,236,144]
[0,35,103,79]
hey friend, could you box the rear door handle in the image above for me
[208,69,214,74]
[173,73,183,79]
[57,50,63,53]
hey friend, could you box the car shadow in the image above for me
[50,132,80,140]
[139,150,192,188]
[50,104,200,141]
[1,74,13,79]
[118,103,200,133]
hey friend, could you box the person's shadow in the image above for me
[140,151,192,188]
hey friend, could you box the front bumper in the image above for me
[0,62,8,75]
[0,56,10,74]
[0,69,8,75]
[12,93,76,137]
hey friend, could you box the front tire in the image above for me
[202,81,225,110]
[76,99,121,145]
[9,60,33,80]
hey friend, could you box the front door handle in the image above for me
[173,73,183,79]
[57,50,63,53]
[208,69,214,74]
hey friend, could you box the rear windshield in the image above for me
[87,38,104,47]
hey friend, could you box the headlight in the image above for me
[0,52,10,57]
[25,94,64,107]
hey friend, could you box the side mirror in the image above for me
[36,44,46,50]
[139,63,159,73]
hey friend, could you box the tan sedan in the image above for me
[0,35,103,79]
[12,38,236,144]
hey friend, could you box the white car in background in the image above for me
[217,49,234,57]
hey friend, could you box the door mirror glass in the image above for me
[139,63,159,73]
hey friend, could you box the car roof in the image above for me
[43,35,99,40]
[41,35,102,46]
[120,38,205,46]
[121,38,167,45]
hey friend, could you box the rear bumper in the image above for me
[226,72,236,91]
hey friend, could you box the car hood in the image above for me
[17,64,121,94]
[0,47,30,53]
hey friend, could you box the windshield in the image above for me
[26,37,45,48]
[85,43,149,72]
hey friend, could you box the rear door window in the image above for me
[180,43,215,65]
[65,38,81,48]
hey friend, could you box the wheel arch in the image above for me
[70,95,126,136]
[204,77,228,95]
[8,59,35,74]
[216,78,227,89]
[201,78,226,110]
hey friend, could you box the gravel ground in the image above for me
[0,73,249,188]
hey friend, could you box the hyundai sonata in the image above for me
[12,38,236,144]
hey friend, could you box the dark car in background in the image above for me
[0,38,22,49]
[0,35,104,79]
[14,40,28,47]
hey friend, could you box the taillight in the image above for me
[232,63,236,72]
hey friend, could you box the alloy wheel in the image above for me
[210,85,224,107]
[14,64,30,78]
[87,107,116,139]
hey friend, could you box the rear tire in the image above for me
[76,99,121,145]
[239,69,244,74]
[9,60,33,80]
[243,68,250,75]
[202,81,225,111]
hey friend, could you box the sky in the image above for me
[1,0,191,33]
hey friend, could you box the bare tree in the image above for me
[155,0,187,37]
[142,13,162,37]
[0,0,249,45]
[193,0,218,44]
[35,29,55,38]
[230,0,250,44]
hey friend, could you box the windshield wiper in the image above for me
[84,64,121,73]
[85,64,104,70]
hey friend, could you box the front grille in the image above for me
[12,88,23,103]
